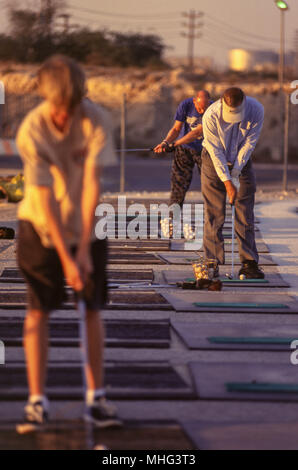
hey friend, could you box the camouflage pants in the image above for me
[169,145,202,207]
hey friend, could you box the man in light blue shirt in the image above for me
[201,87,264,279]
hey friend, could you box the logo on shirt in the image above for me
[186,116,203,139]
[186,116,201,128]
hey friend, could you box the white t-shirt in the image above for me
[16,97,116,248]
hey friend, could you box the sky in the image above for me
[2,0,298,67]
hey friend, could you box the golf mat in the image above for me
[108,239,170,251]
[0,289,171,310]
[0,361,195,400]
[0,318,171,348]
[171,240,269,253]
[157,252,277,266]
[180,420,298,450]
[108,252,165,264]
[108,269,154,282]
[189,361,298,401]
[162,270,289,288]
[0,268,154,283]
[161,291,298,313]
[171,320,298,351]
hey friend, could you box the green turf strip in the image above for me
[184,277,269,283]
[226,382,298,393]
[220,278,269,283]
[208,336,295,344]
[193,302,289,309]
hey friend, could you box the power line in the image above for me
[294,29,298,74]
[63,13,173,36]
[203,23,283,50]
[205,13,282,44]
[66,4,180,20]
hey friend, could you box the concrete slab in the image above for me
[161,290,298,313]
[171,320,298,351]
[180,420,298,450]
[0,422,194,450]
[189,361,298,402]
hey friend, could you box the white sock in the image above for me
[85,388,106,406]
[29,394,49,411]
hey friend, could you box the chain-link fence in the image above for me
[1,93,42,139]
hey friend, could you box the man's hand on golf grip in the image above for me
[62,255,84,292]
[224,180,238,205]
[154,141,175,153]
[75,244,93,284]
[154,141,168,153]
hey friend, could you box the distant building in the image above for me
[166,56,214,71]
[229,48,293,73]
[229,49,252,72]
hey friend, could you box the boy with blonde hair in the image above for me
[16,54,122,432]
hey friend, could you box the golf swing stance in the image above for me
[154,90,211,208]
[154,90,211,237]
[15,54,122,433]
[201,87,265,279]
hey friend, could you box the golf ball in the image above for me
[239,274,246,280]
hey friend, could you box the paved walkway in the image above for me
[0,194,298,450]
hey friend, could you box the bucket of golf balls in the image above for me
[192,257,217,281]
[192,257,208,280]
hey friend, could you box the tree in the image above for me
[6,0,65,61]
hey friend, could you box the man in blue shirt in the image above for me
[154,90,211,207]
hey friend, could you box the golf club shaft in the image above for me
[231,204,235,279]
[78,297,88,390]
[115,148,153,152]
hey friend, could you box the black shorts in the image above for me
[16,219,109,312]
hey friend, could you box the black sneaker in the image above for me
[84,396,123,428]
[238,260,265,279]
[16,400,49,434]
[213,264,220,278]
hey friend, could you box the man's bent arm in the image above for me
[233,105,264,175]
[163,120,183,143]
[79,164,101,248]
[37,186,73,264]
[202,114,230,182]
[175,124,203,146]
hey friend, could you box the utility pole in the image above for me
[294,29,298,76]
[59,13,70,34]
[282,92,290,192]
[40,0,53,36]
[181,10,204,73]
[274,1,289,90]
